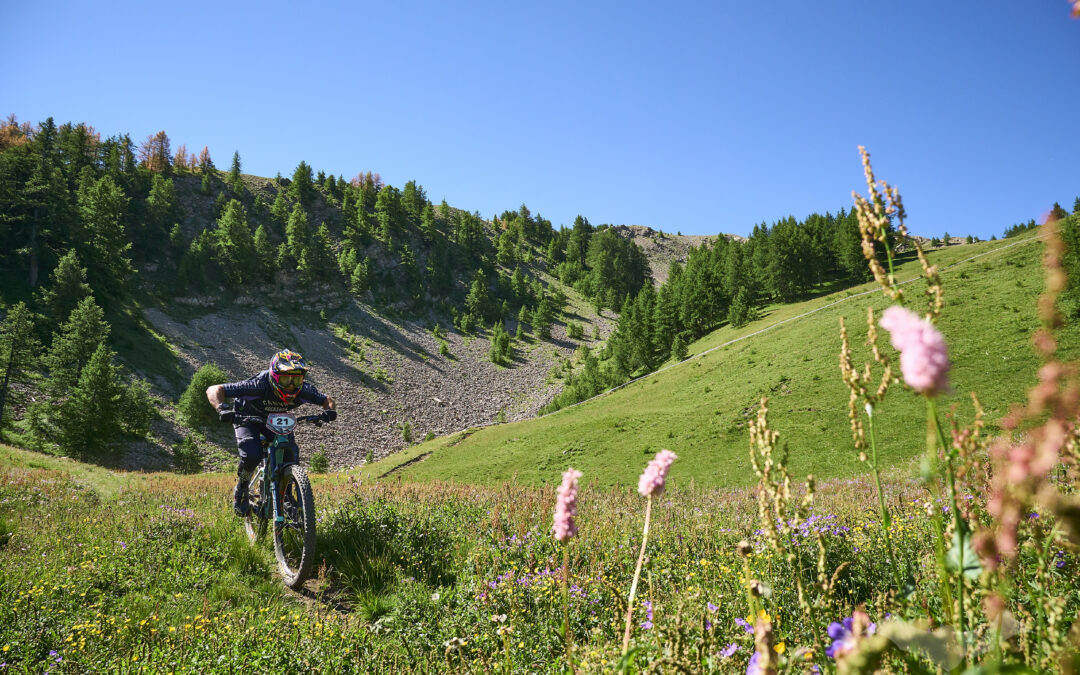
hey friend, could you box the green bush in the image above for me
[172,436,202,474]
[178,363,228,429]
[120,379,157,437]
[309,447,329,473]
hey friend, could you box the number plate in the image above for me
[266,413,297,435]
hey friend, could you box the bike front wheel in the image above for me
[274,464,316,589]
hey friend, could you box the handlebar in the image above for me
[224,411,336,427]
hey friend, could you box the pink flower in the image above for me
[638,450,678,497]
[878,305,951,395]
[552,468,582,542]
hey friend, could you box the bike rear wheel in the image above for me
[274,464,316,589]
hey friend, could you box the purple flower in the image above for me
[879,305,951,395]
[552,468,582,542]
[735,617,753,634]
[707,602,718,612]
[826,611,876,660]
[720,643,740,658]
[638,450,677,497]
[746,651,760,675]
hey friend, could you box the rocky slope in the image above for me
[609,225,744,284]
[134,282,615,472]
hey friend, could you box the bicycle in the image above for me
[233,410,334,589]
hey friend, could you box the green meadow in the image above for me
[367,231,1067,489]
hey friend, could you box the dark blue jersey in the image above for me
[221,370,327,416]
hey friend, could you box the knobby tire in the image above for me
[274,464,316,590]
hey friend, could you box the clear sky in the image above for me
[4,1,1078,240]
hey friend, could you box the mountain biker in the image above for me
[205,349,336,516]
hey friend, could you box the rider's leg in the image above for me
[233,424,264,515]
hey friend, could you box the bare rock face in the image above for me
[141,295,615,471]
[609,225,744,285]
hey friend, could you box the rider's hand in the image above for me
[319,409,337,423]
[217,403,235,424]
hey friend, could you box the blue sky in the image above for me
[4,1,1078,240]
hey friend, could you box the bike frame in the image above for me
[240,412,319,530]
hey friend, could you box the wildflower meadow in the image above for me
[1,151,1078,672]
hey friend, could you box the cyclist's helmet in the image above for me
[269,349,308,403]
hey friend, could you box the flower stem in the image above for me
[622,496,652,655]
[928,397,967,663]
[866,406,902,590]
[563,546,575,674]
[925,398,955,626]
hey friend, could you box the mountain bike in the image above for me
[235,410,333,589]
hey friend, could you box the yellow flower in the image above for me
[774,642,786,654]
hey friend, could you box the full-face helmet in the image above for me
[269,349,308,402]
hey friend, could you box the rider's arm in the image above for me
[206,384,227,408]
[322,395,335,411]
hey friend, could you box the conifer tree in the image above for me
[77,173,133,294]
[252,224,276,279]
[228,150,243,193]
[421,203,437,243]
[298,223,335,282]
[278,204,310,270]
[534,293,554,339]
[43,295,110,397]
[56,343,122,456]
[215,200,256,283]
[144,174,176,247]
[289,161,315,206]
[349,259,369,297]
[36,250,91,329]
[0,302,40,431]
[270,191,289,231]
[197,146,214,173]
[465,269,491,322]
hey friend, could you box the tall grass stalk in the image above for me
[865,404,902,591]
[562,546,575,674]
[622,495,652,655]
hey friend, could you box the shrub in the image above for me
[179,363,228,429]
[172,437,202,474]
[309,447,330,473]
[120,379,157,437]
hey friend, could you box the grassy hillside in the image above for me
[366,231,1069,488]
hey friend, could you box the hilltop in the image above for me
[364,230,1074,489]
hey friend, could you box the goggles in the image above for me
[276,372,304,392]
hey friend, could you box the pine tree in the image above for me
[349,259,369,296]
[77,173,133,294]
[43,296,110,396]
[35,250,91,329]
[215,200,256,283]
[278,204,310,270]
[289,161,315,206]
[464,269,491,322]
[298,223,335,282]
[0,302,40,430]
[671,333,688,362]
[252,224,276,280]
[270,191,289,231]
[228,150,243,193]
[55,343,122,456]
[144,174,176,248]
[421,203,437,243]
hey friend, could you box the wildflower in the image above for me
[826,610,876,660]
[721,643,740,658]
[878,305,950,395]
[707,602,718,612]
[640,600,654,629]
[735,617,754,634]
[638,449,677,497]
[552,468,582,542]
[746,651,760,675]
